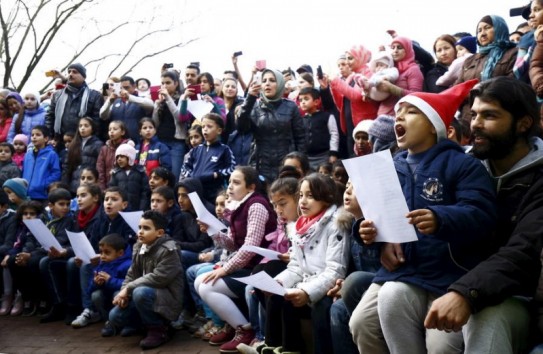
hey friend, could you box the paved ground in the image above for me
[0,316,219,354]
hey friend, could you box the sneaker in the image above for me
[201,324,222,341]
[219,325,255,353]
[101,321,118,337]
[187,314,209,334]
[21,301,37,317]
[208,323,235,346]
[36,301,51,317]
[192,320,213,339]
[170,309,193,330]
[236,343,259,354]
[139,325,170,350]
[71,308,101,328]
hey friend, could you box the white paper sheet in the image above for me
[233,271,286,296]
[187,99,213,121]
[66,230,98,265]
[120,211,144,234]
[240,245,281,261]
[188,192,227,236]
[23,219,63,251]
[342,150,418,243]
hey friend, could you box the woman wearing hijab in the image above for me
[377,36,425,116]
[456,15,517,129]
[236,69,306,181]
[331,45,379,156]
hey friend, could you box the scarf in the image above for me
[260,69,286,104]
[392,36,418,74]
[295,209,327,238]
[77,204,99,229]
[54,83,90,134]
[478,15,516,81]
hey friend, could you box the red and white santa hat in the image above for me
[394,79,479,141]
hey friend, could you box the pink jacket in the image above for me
[260,218,291,263]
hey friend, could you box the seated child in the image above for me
[109,143,150,211]
[149,186,180,236]
[22,125,61,202]
[436,36,477,87]
[358,51,399,102]
[71,234,130,329]
[12,134,28,170]
[0,143,21,186]
[148,166,175,193]
[0,189,17,316]
[350,80,497,353]
[108,210,183,350]
[298,88,340,169]
[38,188,76,323]
[180,113,236,204]
[3,178,28,210]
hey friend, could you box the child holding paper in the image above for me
[72,234,130,330]
[3,201,45,316]
[195,166,276,351]
[349,80,497,353]
[38,188,76,323]
[257,173,348,354]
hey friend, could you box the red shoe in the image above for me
[219,325,255,353]
[208,323,235,346]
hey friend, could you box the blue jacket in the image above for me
[373,140,497,295]
[22,145,61,200]
[88,251,131,295]
[135,136,172,176]
[7,106,46,143]
[88,211,136,252]
[181,141,235,203]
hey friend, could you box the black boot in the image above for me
[40,303,66,323]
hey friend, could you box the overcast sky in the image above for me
[3,0,529,92]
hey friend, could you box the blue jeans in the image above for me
[186,262,211,310]
[164,140,185,182]
[67,259,94,309]
[92,289,118,320]
[181,250,199,273]
[245,285,265,341]
[39,257,68,305]
[531,344,543,354]
[331,271,375,354]
[109,286,165,327]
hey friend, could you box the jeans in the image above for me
[181,250,199,274]
[186,262,211,310]
[67,259,93,309]
[92,289,118,320]
[164,140,185,182]
[331,299,359,354]
[39,257,67,305]
[109,286,165,328]
[245,285,266,341]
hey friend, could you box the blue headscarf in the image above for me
[477,15,516,81]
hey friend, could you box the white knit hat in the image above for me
[115,143,137,166]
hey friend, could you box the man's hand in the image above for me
[424,291,471,332]
[113,288,129,308]
[380,243,404,271]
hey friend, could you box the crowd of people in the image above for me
[0,3,543,354]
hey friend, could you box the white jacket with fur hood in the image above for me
[275,205,350,304]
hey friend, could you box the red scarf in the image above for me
[77,204,99,229]
[295,209,327,236]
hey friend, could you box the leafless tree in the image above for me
[0,0,198,92]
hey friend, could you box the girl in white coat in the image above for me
[263,173,349,354]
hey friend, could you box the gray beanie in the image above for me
[68,63,87,78]
[368,115,396,143]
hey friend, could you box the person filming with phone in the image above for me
[179,72,226,127]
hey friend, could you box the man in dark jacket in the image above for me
[45,63,103,144]
[424,77,543,353]
[99,76,153,144]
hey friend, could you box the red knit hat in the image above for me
[395,79,479,141]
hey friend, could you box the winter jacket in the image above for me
[227,130,253,166]
[171,211,213,252]
[181,141,235,203]
[7,107,46,143]
[424,62,450,93]
[152,96,186,141]
[179,92,226,125]
[372,140,497,295]
[45,84,103,137]
[88,251,131,295]
[0,210,16,257]
[275,205,349,304]
[0,118,12,143]
[100,95,153,143]
[222,96,244,142]
[135,136,172,176]
[377,64,424,116]
[122,236,183,321]
[109,165,150,211]
[449,137,543,312]
[96,138,132,190]
[530,31,543,98]
[27,215,75,259]
[330,74,379,134]
[88,211,136,252]
[0,159,21,186]
[22,145,61,200]
[62,135,103,193]
[237,95,307,181]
